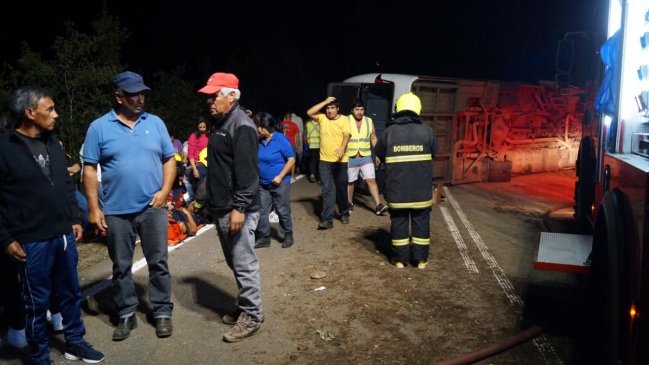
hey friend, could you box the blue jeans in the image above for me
[319,161,349,222]
[256,180,293,238]
[105,207,173,318]
[214,210,263,321]
[16,233,86,365]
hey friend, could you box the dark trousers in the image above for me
[308,148,320,180]
[257,179,293,238]
[319,161,349,222]
[390,208,431,263]
[16,233,86,365]
[0,253,24,330]
[105,207,173,318]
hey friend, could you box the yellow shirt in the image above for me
[316,114,351,162]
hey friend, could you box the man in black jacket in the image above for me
[375,92,437,269]
[0,87,105,364]
[198,72,263,342]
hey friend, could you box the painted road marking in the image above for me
[440,206,479,273]
[81,175,307,300]
[444,186,563,365]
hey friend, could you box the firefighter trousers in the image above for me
[390,207,431,263]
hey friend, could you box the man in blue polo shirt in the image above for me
[82,71,176,341]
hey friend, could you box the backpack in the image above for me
[167,216,187,245]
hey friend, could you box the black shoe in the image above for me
[155,318,173,338]
[348,203,354,212]
[254,237,271,248]
[112,315,137,341]
[282,233,294,248]
[375,203,389,215]
[340,214,350,224]
[308,175,316,183]
[317,221,333,230]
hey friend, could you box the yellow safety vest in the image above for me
[306,120,320,149]
[347,116,372,157]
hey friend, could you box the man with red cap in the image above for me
[197,72,264,342]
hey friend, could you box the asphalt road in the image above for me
[0,170,594,364]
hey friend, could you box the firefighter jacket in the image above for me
[347,116,373,157]
[375,111,437,209]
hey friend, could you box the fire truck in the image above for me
[537,0,649,363]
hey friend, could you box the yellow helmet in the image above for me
[395,92,422,115]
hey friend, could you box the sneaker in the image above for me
[223,312,261,342]
[417,262,428,269]
[340,214,350,224]
[375,203,388,215]
[394,261,405,269]
[50,312,64,333]
[308,175,316,183]
[268,211,279,223]
[223,310,264,325]
[348,203,354,212]
[7,328,28,349]
[317,221,333,230]
[64,341,105,363]
[254,236,271,249]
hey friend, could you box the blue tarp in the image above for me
[594,30,622,116]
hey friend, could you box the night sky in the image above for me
[1,0,602,116]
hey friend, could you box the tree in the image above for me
[0,8,128,158]
[147,67,205,141]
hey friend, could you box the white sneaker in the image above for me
[269,211,279,223]
[7,328,28,348]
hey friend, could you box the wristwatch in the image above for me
[234,206,246,213]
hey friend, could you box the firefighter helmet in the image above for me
[395,92,422,115]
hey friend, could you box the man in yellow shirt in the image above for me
[307,96,351,229]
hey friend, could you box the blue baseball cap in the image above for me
[112,71,151,93]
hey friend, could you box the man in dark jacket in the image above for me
[198,72,263,342]
[375,92,437,269]
[0,87,105,364]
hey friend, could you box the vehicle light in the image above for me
[630,304,637,320]
[603,115,612,127]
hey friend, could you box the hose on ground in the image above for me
[437,207,585,365]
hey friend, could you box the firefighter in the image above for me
[375,92,437,269]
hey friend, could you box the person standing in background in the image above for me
[185,117,209,199]
[307,96,351,229]
[254,112,296,249]
[346,99,388,215]
[304,118,320,183]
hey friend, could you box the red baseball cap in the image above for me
[198,72,239,94]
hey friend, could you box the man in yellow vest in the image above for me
[347,99,388,215]
[304,118,320,183]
